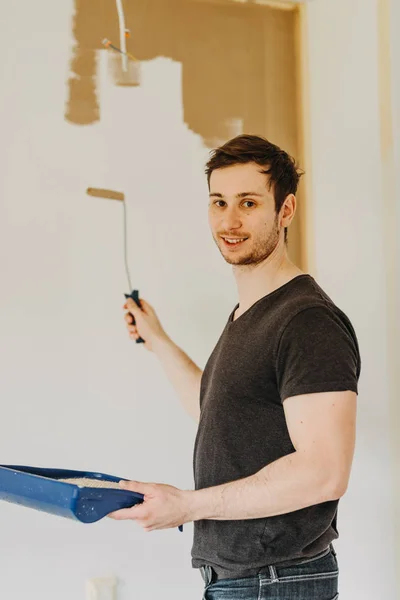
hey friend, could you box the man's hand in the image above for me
[124,297,169,352]
[108,480,193,531]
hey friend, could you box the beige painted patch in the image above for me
[68,0,303,266]
[192,0,296,8]
[66,1,297,142]
[65,46,100,125]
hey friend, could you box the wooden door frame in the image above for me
[294,4,313,273]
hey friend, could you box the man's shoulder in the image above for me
[271,275,336,320]
[263,275,356,339]
[277,277,358,349]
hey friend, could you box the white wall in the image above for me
[1,1,399,599]
[0,2,236,599]
[305,0,398,598]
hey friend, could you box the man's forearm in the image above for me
[187,451,344,522]
[153,336,202,422]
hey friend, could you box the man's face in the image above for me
[208,162,281,266]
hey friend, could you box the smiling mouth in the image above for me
[220,236,248,246]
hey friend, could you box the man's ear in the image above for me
[280,194,296,228]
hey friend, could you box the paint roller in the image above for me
[101,0,141,87]
[102,38,141,87]
[86,187,145,344]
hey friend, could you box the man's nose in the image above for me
[221,206,242,231]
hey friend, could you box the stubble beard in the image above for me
[215,217,281,267]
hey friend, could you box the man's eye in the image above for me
[214,200,226,207]
[243,201,255,208]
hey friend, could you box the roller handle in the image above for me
[124,289,145,344]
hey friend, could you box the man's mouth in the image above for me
[220,236,248,247]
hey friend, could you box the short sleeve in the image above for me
[276,306,361,402]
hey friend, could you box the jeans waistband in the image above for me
[199,544,336,584]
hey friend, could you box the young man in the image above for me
[110,135,361,600]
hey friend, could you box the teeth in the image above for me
[223,237,246,244]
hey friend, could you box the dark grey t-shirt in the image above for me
[192,275,361,579]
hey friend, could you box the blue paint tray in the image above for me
[0,465,144,524]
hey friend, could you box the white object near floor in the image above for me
[86,577,117,600]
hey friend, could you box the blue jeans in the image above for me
[200,546,339,600]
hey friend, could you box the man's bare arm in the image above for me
[187,390,357,520]
[152,335,202,422]
[124,297,202,422]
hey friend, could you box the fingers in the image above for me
[138,298,152,313]
[124,314,136,331]
[124,297,144,315]
[122,298,155,345]
[108,506,141,520]
[108,510,154,530]
[124,315,141,341]
[124,297,154,316]
[124,312,133,324]
[120,480,151,495]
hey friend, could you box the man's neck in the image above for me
[232,247,304,320]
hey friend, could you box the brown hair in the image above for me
[205,134,303,241]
